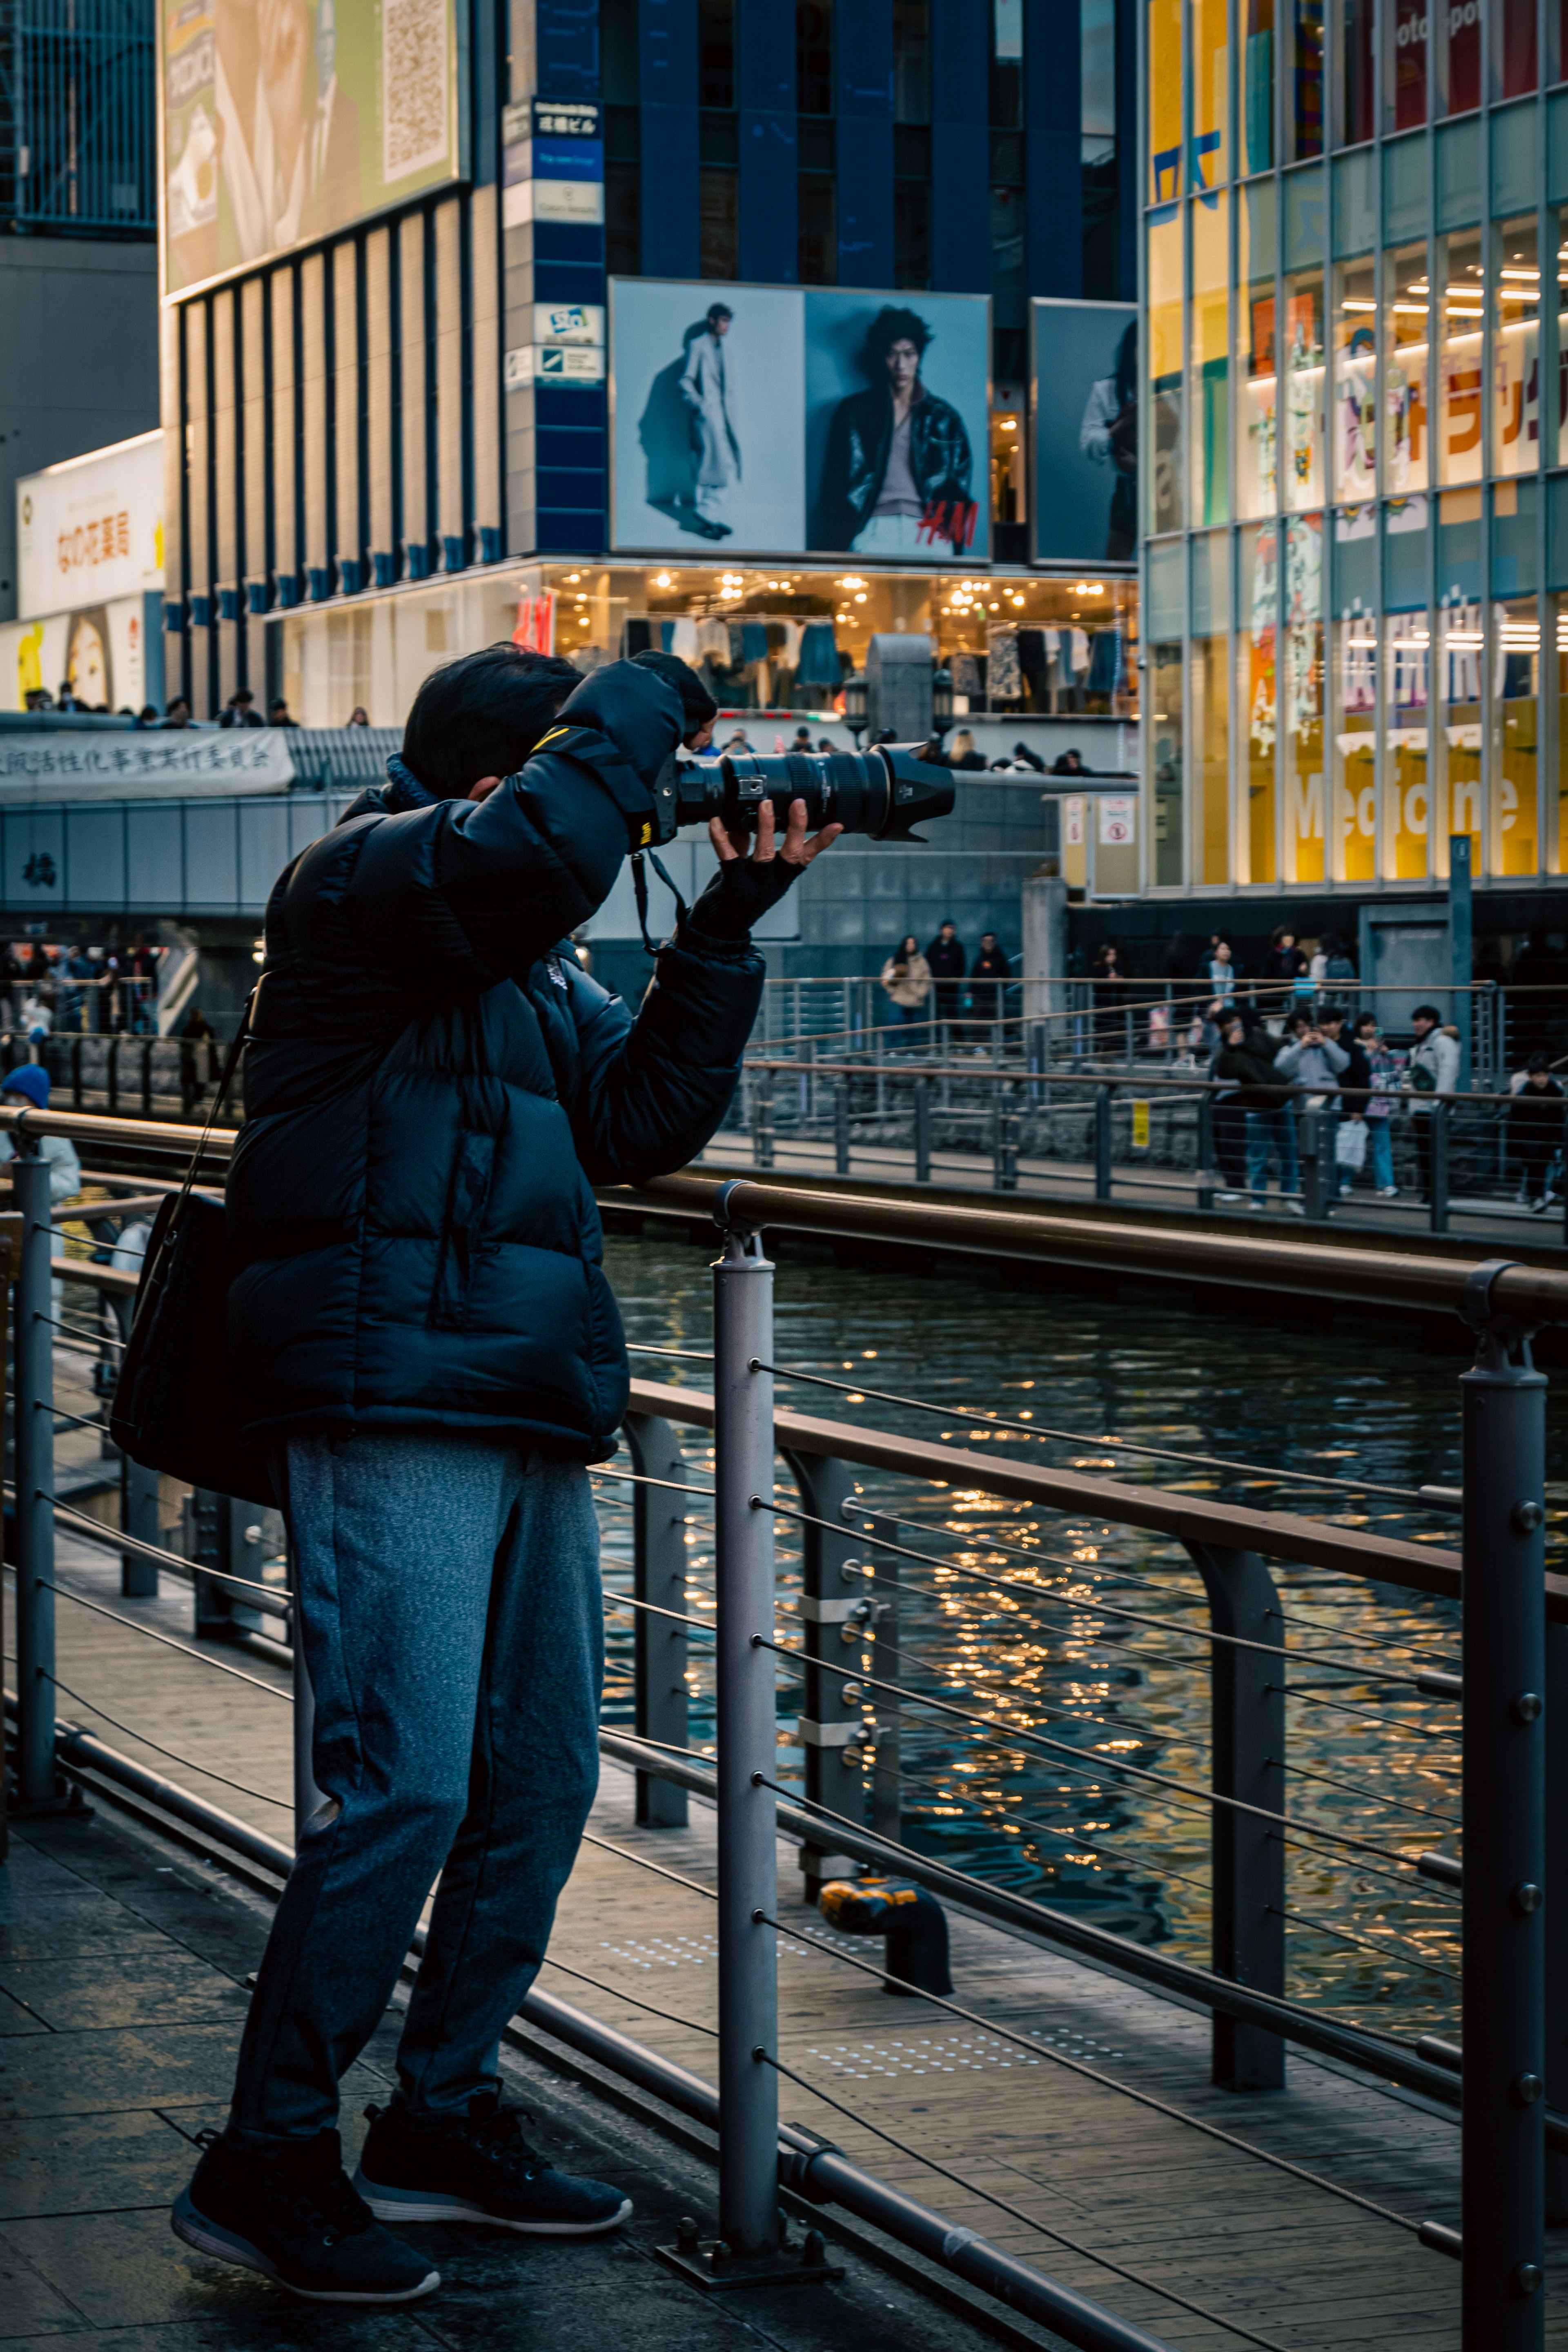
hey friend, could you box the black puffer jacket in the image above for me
[227,662,760,1457]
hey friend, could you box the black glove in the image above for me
[630,650,718,737]
[685,851,804,944]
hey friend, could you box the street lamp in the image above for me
[842,669,868,748]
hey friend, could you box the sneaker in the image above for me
[172,2129,439,2303]
[1516,1185,1534,1206]
[355,2095,632,2236]
[1244,1198,1263,1210]
[1377,1185,1399,1199]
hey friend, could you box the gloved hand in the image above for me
[684,797,842,944]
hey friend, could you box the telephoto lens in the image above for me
[647,743,956,847]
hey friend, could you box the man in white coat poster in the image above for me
[680,303,740,539]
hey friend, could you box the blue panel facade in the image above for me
[1027,0,1081,295]
[929,0,989,296]
[537,0,600,96]
[737,0,797,285]
[1114,0,1136,297]
[639,0,700,277]
[835,1,894,287]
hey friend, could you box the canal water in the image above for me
[592,1224,1557,2038]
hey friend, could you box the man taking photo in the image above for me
[172,646,838,2302]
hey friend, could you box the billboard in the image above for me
[17,433,164,624]
[1029,299,1138,565]
[610,281,989,560]
[0,595,165,716]
[162,0,464,296]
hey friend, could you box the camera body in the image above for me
[647,743,956,849]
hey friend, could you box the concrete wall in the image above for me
[0,241,161,626]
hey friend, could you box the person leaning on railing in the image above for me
[169,643,840,2305]
[1403,1004,1462,1205]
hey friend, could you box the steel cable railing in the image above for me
[5,1128,1552,2346]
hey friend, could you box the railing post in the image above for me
[783,1449,863,1902]
[13,1141,59,1807]
[862,1510,901,1846]
[752,1067,774,1171]
[1430,1100,1451,1235]
[834,1079,850,1177]
[1299,1110,1329,1223]
[1460,1264,1546,2348]
[1094,1084,1113,1200]
[1195,1089,1216,1212]
[140,1038,154,1119]
[913,1074,931,1183]
[624,1413,689,1829]
[993,1079,1018,1192]
[1546,1613,1568,2224]
[1185,1541,1285,2092]
[120,1453,160,1599]
[107,1034,119,1117]
[712,1202,780,2260]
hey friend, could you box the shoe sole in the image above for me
[172,2190,441,2302]
[353,2169,632,2235]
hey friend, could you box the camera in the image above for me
[646,744,956,849]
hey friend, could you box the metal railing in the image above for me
[2,1111,1564,2348]
[0,0,155,233]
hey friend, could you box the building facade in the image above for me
[1140,0,1568,934]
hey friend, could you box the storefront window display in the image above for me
[1492,599,1540,876]
[1192,530,1232,883]
[1332,256,1376,501]
[1149,212,1185,533]
[1240,518,1279,881]
[1332,506,1376,882]
[1238,181,1278,520]
[1437,233,1486,485]
[1191,191,1231,527]
[1282,267,1325,510]
[1384,496,1431,879]
[1382,243,1430,493]
[1390,0,1426,127]
[1152,638,1186,882]
[1438,586,1484,876]
[1492,219,1540,479]
[1282,511,1325,880]
[279,562,1139,731]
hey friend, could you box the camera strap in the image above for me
[630,849,688,956]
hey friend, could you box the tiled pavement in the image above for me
[0,1806,1013,2352]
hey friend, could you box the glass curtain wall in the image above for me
[1141,0,1556,902]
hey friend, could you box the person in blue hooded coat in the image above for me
[172,646,839,2305]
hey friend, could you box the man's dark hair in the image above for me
[1412,1003,1441,1024]
[866,305,933,365]
[402,644,582,800]
[706,302,733,326]
[1354,1011,1378,1032]
[1319,1003,1346,1025]
[1528,1050,1552,1072]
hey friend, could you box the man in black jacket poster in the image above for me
[818,305,976,557]
[171,647,839,2303]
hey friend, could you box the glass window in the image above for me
[1152,639,1186,883]
[1439,569,1484,875]
[1441,0,1481,112]
[1494,219,1541,475]
[1283,512,1325,877]
[699,0,734,107]
[1194,0,1228,184]
[1494,599,1541,873]
[1291,0,1325,156]
[1333,506,1378,880]
[1283,268,1325,508]
[1501,0,1537,97]
[1149,0,1183,204]
[1192,532,1232,883]
[893,0,931,120]
[1389,0,1427,127]
[894,183,931,288]
[1240,519,1280,879]
[1192,190,1231,526]
[1339,0,1374,143]
[1383,241,1431,493]
[1244,0,1276,172]
[797,0,833,114]
[1383,497,1430,876]
[1238,182,1278,517]
[1555,212,1568,468]
[699,170,738,279]
[1332,256,1376,499]
[799,177,836,283]
[1149,212,1185,533]
[1437,231,1486,483]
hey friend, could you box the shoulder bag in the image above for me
[108,997,274,1506]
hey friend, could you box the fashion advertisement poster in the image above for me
[609,279,989,560]
[1029,299,1138,565]
[0,595,163,715]
[162,0,464,296]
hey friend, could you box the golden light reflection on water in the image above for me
[593,1229,1507,2036]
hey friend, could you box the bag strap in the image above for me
[166,985,255,1237]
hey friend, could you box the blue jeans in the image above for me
[1367,1117,1394,1190]
[1245,1107,1299,1199]
[228,1431,602,2148]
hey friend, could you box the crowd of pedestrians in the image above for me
[22,687,317,726]
[0,938,172,1040]
[878,921,1013,1043]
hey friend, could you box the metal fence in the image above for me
[2,1111,1565,2346]
[0,0,156,233]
